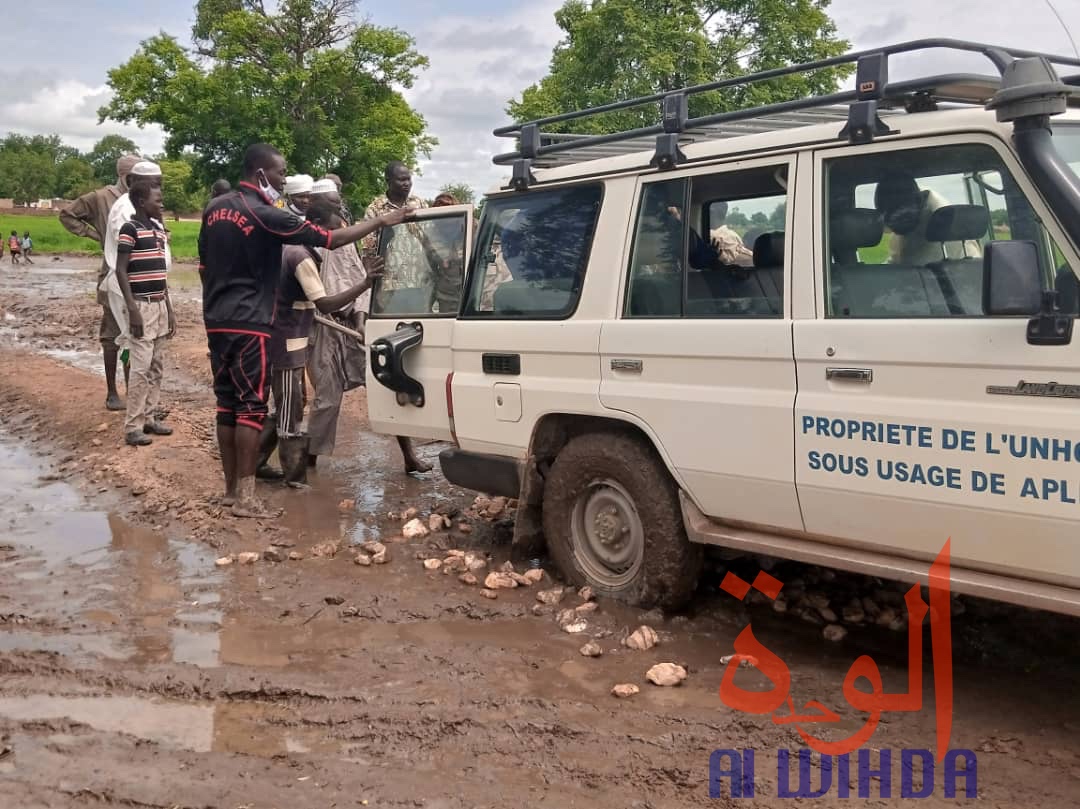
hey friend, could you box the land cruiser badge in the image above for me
[986,380,1080,399]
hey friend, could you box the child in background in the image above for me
[8,231,21,264]
[21,232,33,264]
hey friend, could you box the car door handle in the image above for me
[611,358,643,373]
[826,367,873,383]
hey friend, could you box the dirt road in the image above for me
[0,258,1077,808]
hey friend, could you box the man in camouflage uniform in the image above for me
[356,162,434,474]
[362,162,429,287]
[59,153,141,411]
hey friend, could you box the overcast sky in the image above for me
[2,0,1079,200]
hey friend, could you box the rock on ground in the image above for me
[646,663,687,687]
[624,626,658,651]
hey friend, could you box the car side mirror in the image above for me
[984,240,1073,345]
[983,240,1041,315]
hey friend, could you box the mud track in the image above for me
[0,258,1077,808]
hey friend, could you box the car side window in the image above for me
[625,165,789,318]
[372,214,469,317]
[824,143,1074,318]
[461,184,602,319]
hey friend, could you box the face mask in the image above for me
[257,169,281,204]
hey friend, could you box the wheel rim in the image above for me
[570,478,644,589]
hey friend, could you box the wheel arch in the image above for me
[511,411,689,556]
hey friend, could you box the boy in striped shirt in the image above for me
[115,182,176,446]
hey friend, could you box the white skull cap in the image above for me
[130,160,161,177]
[284,174,314,195]
[310,178,338,195]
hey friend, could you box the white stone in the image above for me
[823,624,848,643]
[624,626,659,651]
[484,572,518,590]
[536,587,565,605]
[646,663,687,687]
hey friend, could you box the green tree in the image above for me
[158,157,204,219]
[0,134,77,203]
[768,201,787,230]
[55,157,98,198]
[725,208,749,229]
[508,0,850,134]
[100,0,434,211]
[85,134,142,185]
[439,182,476,205]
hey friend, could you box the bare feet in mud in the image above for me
[405,455,433,475]
[398,436,433,475]
[230,476,281,518]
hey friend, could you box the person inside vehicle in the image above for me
[708,201,755,268]
[633,192,717,275]
[874,171,983,266]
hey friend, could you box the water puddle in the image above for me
[0,694,351,759]
[0,632,128,660]
[0,430,224,667]
[42,348,104,376]
[0,695,214,751]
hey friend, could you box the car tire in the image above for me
[542,431,702,610]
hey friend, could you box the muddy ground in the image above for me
[0,257,1077,808]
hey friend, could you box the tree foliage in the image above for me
[85,134,141,185]
[0,134,86,204]
[99,0,434,209]
[157,157,206,218]
[438,182,476,205]
[508,0,851,134]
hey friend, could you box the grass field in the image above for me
[0,213,201,261]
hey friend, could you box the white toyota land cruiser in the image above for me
[364,40,1080,616]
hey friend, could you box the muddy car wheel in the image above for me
[542,432,702,610]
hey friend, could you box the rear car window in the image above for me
[462,184,603,319]
[371,212,470,317]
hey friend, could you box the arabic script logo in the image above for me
[718,539,954,761]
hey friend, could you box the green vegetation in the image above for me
[100,0,433,213]
[2,214,201,261]
[437,183,476,205]
[508,0,851,134]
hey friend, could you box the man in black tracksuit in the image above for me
[199,143,410,518]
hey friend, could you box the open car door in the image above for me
[365,204,473,441]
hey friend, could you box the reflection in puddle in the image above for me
[0,695,214,751]
[0,695,349,759]
[0,631,127,660]
[42,348,104,376]
[0,431,224,668]
[171,627,220,668]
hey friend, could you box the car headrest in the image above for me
[926,205,988,243]
[753,232,785,268]
[830,208,884,254]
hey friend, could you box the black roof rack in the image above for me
[492,39,1080,178]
